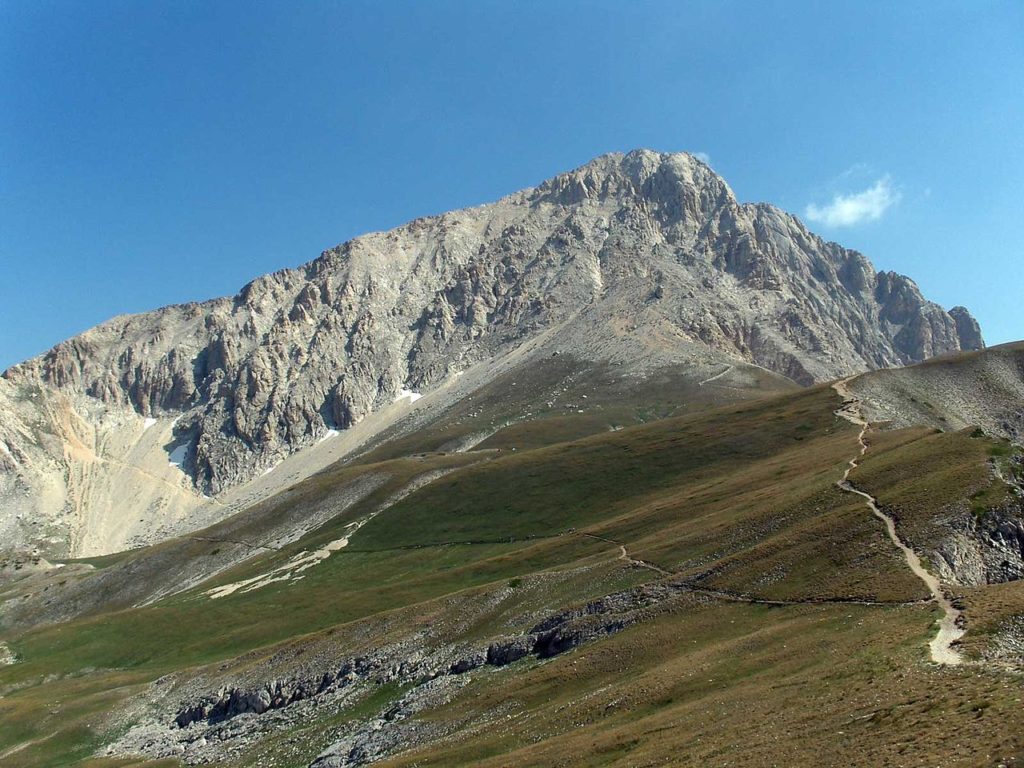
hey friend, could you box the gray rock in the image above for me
[486,636,534,666]
[950,306,985,351]
[936,499,1024,587]
[448,652,486,675]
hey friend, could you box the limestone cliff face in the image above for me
[0,150,983,555]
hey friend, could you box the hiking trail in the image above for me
[833,377,964,666]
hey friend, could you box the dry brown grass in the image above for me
[2,372,1023,766]
[378,599,1024,767]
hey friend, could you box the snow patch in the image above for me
[205,467,457,600]
[395,388,423,403]
[142,417,157,431]
[206,520,367,599]
[588,253,604,293]
[319,429,339,443]
[262,461,282,477]
[168,442,189,469]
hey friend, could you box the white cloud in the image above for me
[835,162,870,182]
[804,177,901,227]
[693,151,712,166]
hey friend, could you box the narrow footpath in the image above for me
[832,377,964,665]
[579,534,923,608]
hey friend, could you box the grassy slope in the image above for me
[1,375,1022,766]
[849,426,1012,550]
[380,600,1024,768]
[352,357,796,464]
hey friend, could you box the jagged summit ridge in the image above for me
[0,149,982,556]
[528,150,733,207]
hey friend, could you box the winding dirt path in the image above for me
[617,544,673,576]
[580,534,921,608]
[833,377,964,665]
[0,731,60,761]
[698,364,734,387]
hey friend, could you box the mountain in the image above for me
[0,150,983,558]
[0,152,1021,766]
[2,343,1022,768]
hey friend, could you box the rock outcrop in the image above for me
[931,453,1024,587]
[0,150,983,556]
[949,306,985,352]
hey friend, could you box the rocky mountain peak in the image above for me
[528,149,735,213]
[949,306,985,352]
[0,150,984,557]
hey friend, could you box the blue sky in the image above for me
[2,1,1022,370]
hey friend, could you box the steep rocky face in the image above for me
[949,306,985,352]
[0,150,983,556]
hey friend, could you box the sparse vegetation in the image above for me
[2,356,1024,766]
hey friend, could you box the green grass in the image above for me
[850,425,1013,553]
[353,387,845,551]
[352,356,795,464]
[0,671,153,768]
[2,368,1022,766]
[3,538,602,683]
[375,598,1024,768]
